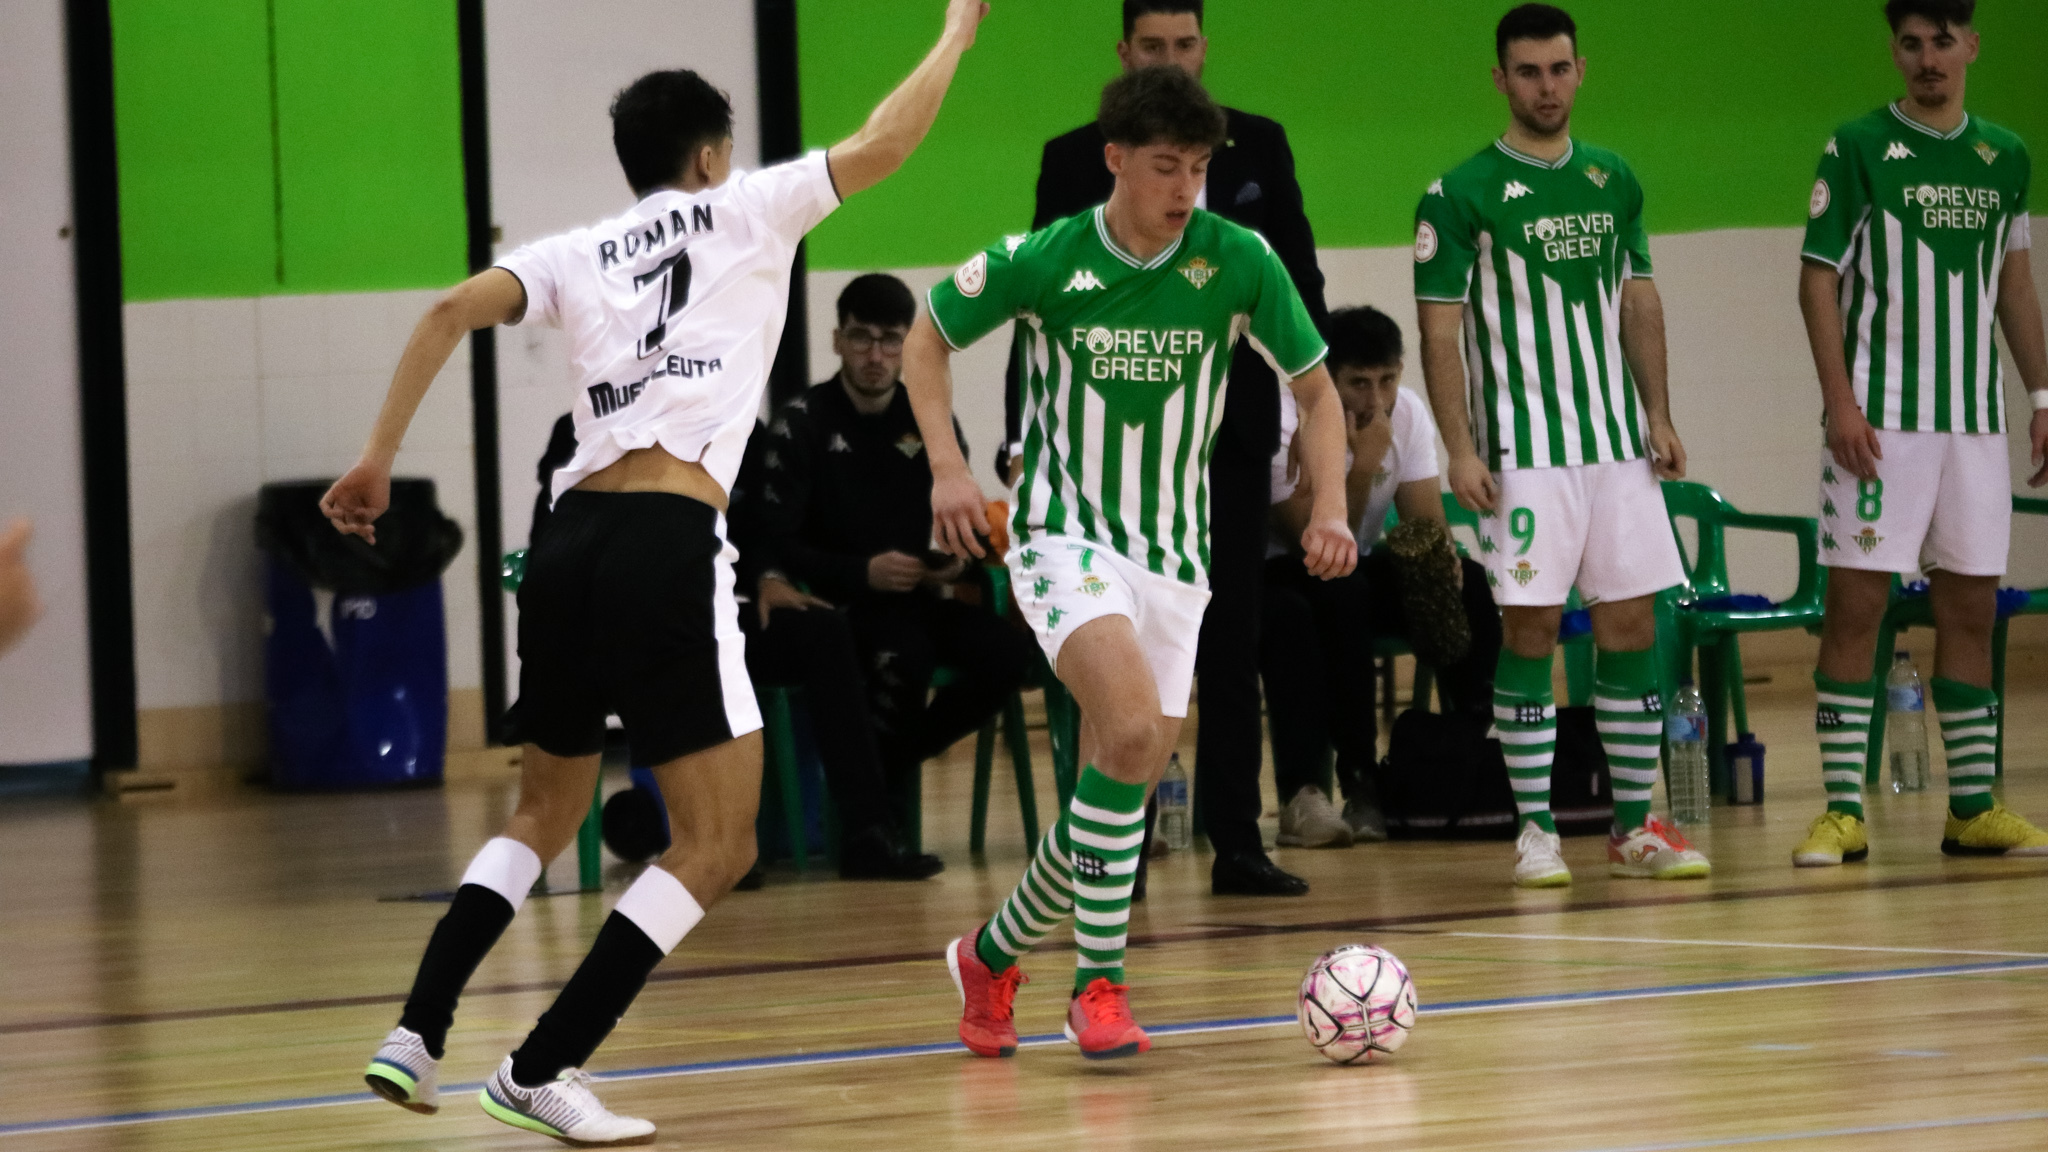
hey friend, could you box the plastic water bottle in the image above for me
[1726,731,1766,805]
[1665,679,1711,826]
[1887,651,1930,793]
[1157,753,1192,851]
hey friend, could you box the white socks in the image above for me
[613,867,705,955]
[459,837,545,912]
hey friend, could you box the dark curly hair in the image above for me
[1098,65,1226,151]
[610,70,734,196]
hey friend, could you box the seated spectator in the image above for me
[531,413,942,880]
[755,273,1034,835]
[1260,306,1503,847]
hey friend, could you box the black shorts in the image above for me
[516,491,760,763]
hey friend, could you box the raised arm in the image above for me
[1418,300,1495,513]
[1286,365,1359,580]
[1619,278,1685,480]
[1994,248,2048,486]
[322,268,526,542]
[826,0,989,199]
[1799,260,1881,482]
[903,313,987,558]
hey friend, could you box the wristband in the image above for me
[2033,391,2048,412]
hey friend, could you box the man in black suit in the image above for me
[1001,0,1328,896]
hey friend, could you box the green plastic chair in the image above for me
[1653,482,1825,786]
[1861,495,2048,784]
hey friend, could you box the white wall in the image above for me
[0,0,95,765]
[123,294,478,712]
[485,0,760,687]
[809,218,2048,598]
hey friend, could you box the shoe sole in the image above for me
[1610,862,1712,879]
[1792,846,1867,867]
[1063,1021,1148,1060]
[1941,839,2048,857]
[946,937,1016,1059]
[479,1088,654,1148]
[1513,871,1571,889]
[364,1068,437,1116]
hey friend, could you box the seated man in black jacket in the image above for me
[757,274,1035,830]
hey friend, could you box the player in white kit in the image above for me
[323,3,989,1144]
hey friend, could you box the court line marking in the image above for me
[1573,1110,2048,1152]
[4,956,2045,1139]
[1436,930,2048,959]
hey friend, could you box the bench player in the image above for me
[324,3,988,1143]
[1416,4,1707,888]
[905,65,1355,1059]
[1793,0,2048,867]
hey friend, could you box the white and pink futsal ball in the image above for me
[1296,944,1418,1064]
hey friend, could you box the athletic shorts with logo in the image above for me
[1479,457,1685,606]
[1818,429,2010,576]
[516,491,762,763]
[1007,536,1211,718]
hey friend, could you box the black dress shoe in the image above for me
[1211,850,1309,896]
[838,828,946,881]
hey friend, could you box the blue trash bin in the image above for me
[257,479,463,790]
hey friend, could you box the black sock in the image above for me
[397,884,516,1059]
[508,912,664,1086]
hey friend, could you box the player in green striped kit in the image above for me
[1416,5,1707,889]
[901,66,1356,1060]
[1794,0,2048,867]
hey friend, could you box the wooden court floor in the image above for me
[5,667,2048,1150]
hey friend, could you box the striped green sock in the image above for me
[977,822,1077,973]
[1066,766,1148,991]
[1495,649,1558,835]
[1933,678,1998,820]
[1814,671,1874,820]
[1594,647,1663,833]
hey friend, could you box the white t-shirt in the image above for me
[1270,386,1440,556]
[497,151,842,501]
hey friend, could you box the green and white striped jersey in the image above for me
[927,206,1326,585]
[1414,138,1654,472]
[1803,104,2032,434]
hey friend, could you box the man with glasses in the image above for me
[755,273,1035,832]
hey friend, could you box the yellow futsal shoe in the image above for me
[1792,811,1869,867]
[1941,801,2048,857]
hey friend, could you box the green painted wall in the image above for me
[112,0,466,302]
[799,0,2048,271]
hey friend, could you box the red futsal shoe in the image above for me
[1064,978,1150,1060]
[947,928,1026,1058]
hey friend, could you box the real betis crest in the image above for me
[1853,527,1884,554]
[1178,256,1219,290]
[1975,140,2000,165]
[1080,573,1109,597]
[1584,164,1609,188]
[1509,559,1538,586]
[894,433,924,458]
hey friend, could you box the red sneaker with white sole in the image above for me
[947,928,1026,1057]
[1064,978,1150,1060]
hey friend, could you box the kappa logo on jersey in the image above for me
[1810,179,1832,219]
[1005,234,1029,254]
[1503,181,1533,201]
[1178,256,1219,290]
[1426,178,1445,196]
[1064,269,1106,293]
[1825,137,1840,157]
[1509,559,1539,586]
[1883,141,1916,161]
[1045,606,1067,632]
[1032,575,1052,599]
[828,433,852,454]
[1584,164,1610,189]
[1853,526,1884,554]
[1020,548,1042,569]
[1975,141,2000,166]
[1822,497,1839,519]
[1414,221,1439,263]
[955,251,988,298]
[1822,531,1839,552]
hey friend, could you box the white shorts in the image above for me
[1008,535,1211,718]
[1480,458,1686,607]
[1818,430,2010,576]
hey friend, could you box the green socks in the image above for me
[1593,647,1662,833]
[1495,649,1558,834]
[1933,678,1998,819]
[976,765,1149,992]
[1814,671,1874,820]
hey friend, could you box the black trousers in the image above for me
[1260,551,1502,805]
[740,604,895,837]
[1193,444,1273,856]
[845,592,1036,813]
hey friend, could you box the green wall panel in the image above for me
[111,0,276,300]
[799,0,2048,271]
[112,0,467,302]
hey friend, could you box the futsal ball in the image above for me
[1297,944,1418,1064]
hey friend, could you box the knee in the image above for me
[1094,714,1169,772]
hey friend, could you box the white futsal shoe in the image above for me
[1278,786,1354,848]
[364,1026,438,1114]
[479,1057,656,1147]
[1513,822,1572,888]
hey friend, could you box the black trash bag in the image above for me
[255,479,463,595]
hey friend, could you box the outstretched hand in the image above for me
[320,461,391,544]
[944,0,990,47]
